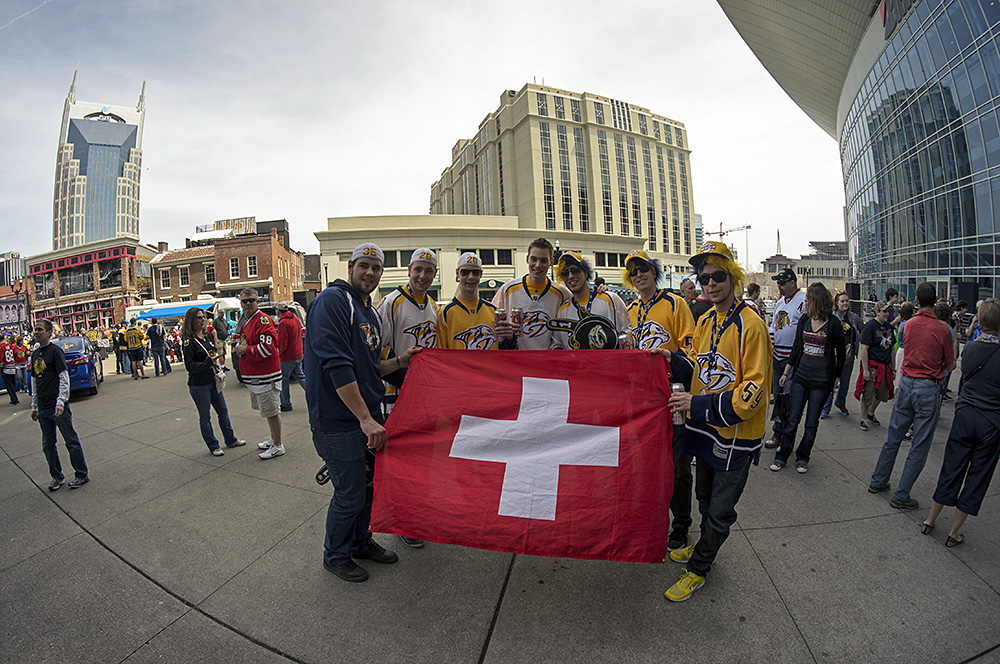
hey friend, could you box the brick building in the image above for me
[150,229,303,303]
[26,235,156,334]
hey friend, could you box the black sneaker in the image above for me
[357,538,399,564]
[279,404,293,412]
[868,483,890,494]
[324,559,369,582]
[869,413,880,425]
[399,536,425,549]
[667,530,688,550]
[67,477,89,489]
[48,478,65,491]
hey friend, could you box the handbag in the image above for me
[213,363,226,392]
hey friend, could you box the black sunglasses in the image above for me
[241,298,257,304]
[697,270,729,286]
[628,264,653,278]
[560,265,583,278]
[459,268,481,277]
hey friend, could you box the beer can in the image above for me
[671,382,686,426]
[511,308,523,335]
[495,308,507,325]
[617,333,631,350]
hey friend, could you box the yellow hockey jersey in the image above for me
[125,325,146,350]
[551,290,628,350]
[376,284,440,402]
[681,301,773,471]
[626,290,695,358]
[491,276,569,351]
[437,297,498,350]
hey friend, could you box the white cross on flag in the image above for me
[371,349,675,563]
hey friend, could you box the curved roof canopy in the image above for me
[718,1,880,138]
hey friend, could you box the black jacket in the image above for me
[788,314,846,391]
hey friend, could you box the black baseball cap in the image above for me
[771,268,796,284]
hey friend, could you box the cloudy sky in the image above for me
[0,0,845,269]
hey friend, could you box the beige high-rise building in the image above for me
[430,83,698,273]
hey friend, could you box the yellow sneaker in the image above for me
[669,540,697,564]
[664,570,705,602]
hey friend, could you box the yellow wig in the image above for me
[696,255,745,296]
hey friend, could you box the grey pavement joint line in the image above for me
[739,530,818,664]
[961,641,1000,663]
[7,453,313,664]
[118,607,195,663]
[477,553,517,664]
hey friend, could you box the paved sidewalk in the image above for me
[1,358,999,663]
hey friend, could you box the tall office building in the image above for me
[430,83,698,269]
[52,70,145,251]
[721,0,1000,302]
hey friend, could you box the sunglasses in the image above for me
[628,264,653,278]
[195,315,206,320]
[241,298,257,304]
[697,270,729,286]
[459,268,482,277]
[560,265,583,278]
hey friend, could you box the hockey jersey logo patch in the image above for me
[696,352,738,393]
[403,320,438,348]
[633,321,671,350]
[454,324,496,350]
[520,311,550,338]
[359,323,380,351]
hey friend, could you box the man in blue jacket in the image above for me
[304,243,421,583]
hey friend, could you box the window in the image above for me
[383,251,398,268]
[595,252,606,267]
[480,249,496,265]
[638,115,648,135]
[497,249,513,265]
[554,96,565,119]
[540,122,556,230]
[179,266,189,287]
[537,93,548,116]
[230,257,240,280]
[571,99,581,122]
[160,269,171,290]
[247,255,257,278]
[594,102,605,125]
[205,263,215,282]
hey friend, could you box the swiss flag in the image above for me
[371,349,674,563]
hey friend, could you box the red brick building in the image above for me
[150,229,303,303]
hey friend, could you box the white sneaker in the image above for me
[259,444,285,460]
[257,436,273,450]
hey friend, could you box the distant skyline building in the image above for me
[694,214,704,249]
[429,83,698,272]
[0,251,26,287]
[52,70,145,251]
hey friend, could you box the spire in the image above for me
[137,76,146,113]
[776,229,782,256]
[67,67,78,103]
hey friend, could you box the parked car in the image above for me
[51,336,104,396]
[230,301,307,384]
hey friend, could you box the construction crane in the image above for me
[704,224,752,270]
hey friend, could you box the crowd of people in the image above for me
[16,235,999,606]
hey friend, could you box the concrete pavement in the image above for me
[1,356,999,663]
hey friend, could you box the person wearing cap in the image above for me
[659,240,771,602]
[765,268,806,449]
[437,252,501,350]
[233,288,285,459]
[550,252,627,349]
[304,242,421,583]
[624,248,697,552]
[376,247,441,549]
[492,237,569,350]
[856,301,897,432]
[276,302,306,411]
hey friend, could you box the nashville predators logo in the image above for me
[633,321,671,350]
[403,320,438,348]
[359,323,380,351]
[587,325,608,349]
[32,357,47,377]
[520,311,550,338]
[774,310,790,330]
[454,324,496,350]
[696,352,738,392]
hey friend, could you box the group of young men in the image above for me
[1,334,30,404]
[303,236,772,602]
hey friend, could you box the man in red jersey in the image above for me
[233,289,285,459]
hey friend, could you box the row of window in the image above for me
[158,257,254,290]
[533,92,683,143]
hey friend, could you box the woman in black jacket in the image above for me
[770,282,845,473]
[181,308,245,456]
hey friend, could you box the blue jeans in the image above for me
[152,347,171,375]
[870,375,943,500]
[776,380,830,466]
[121,351,131,374]
[188,383,238,451]
[15,366,28,392]
[38,404,88,481]
[312,427,375,565]
[823,357,855,413]
[280,359,306,408]
[687,455,752,577]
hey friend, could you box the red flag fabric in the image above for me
[371,349,674,563]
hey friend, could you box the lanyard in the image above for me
[572,287,597,317]
[635,290,665,341]
[708,300,741,370]
[399,285,427,311]
[521,276,551,303]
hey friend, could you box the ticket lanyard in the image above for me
[521,276,551,303]
[635,290,664,341]
[572,287,597,317]
[708,300,741,370]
